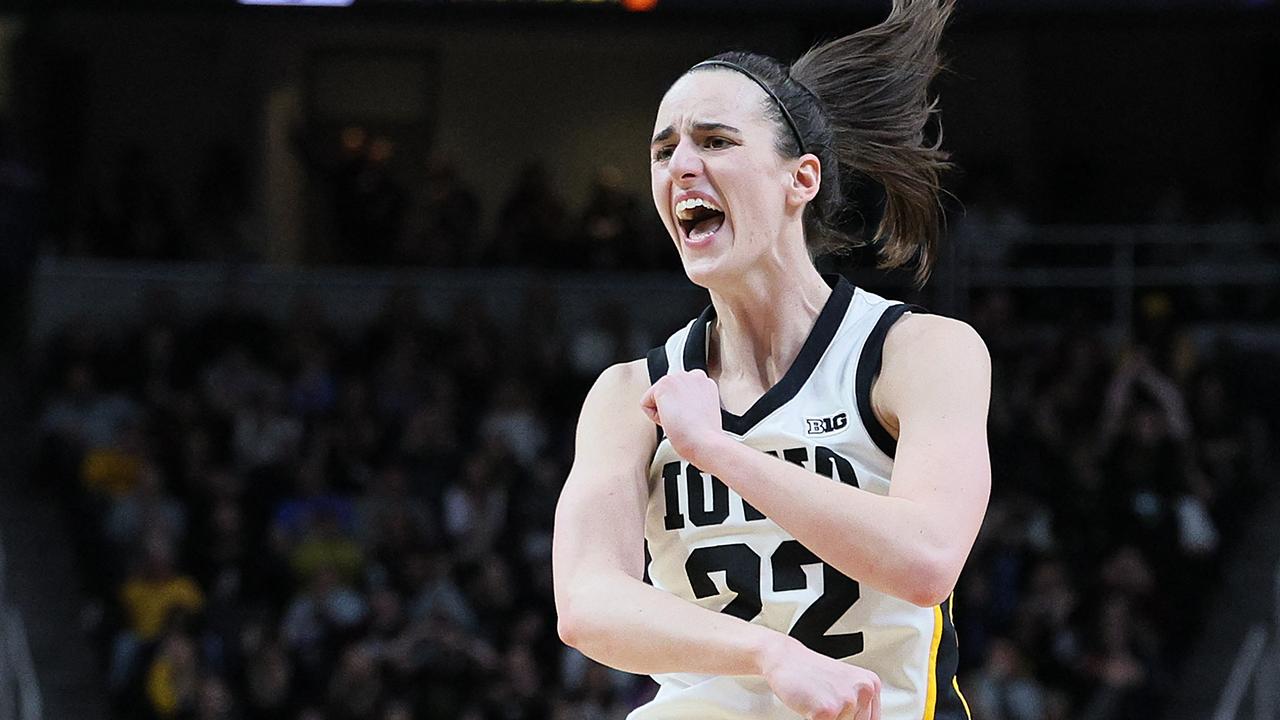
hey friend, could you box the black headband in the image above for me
[690,60,808,156]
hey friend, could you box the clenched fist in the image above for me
[640,369,729,466]
[762,635,882,720]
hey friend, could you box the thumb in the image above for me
[640,384,661,426]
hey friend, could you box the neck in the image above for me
[706,259,831,387]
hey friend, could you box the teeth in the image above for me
[675,197,724,220]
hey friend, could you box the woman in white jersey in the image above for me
[553,2,989,719]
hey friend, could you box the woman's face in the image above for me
[650,69,810,287]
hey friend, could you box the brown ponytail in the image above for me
[790,0,954,285]
[689,0,953,286]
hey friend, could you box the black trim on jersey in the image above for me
[854,302,927,459]
[683,275,855,436]
[646,346,670,443]
[642,541,653,586]
[935,596,970,720]
[647,345,670,385]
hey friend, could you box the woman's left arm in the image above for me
[649,314,991,607]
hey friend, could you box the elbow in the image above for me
[554,588,597,651]
[556,605,586,649]
[900,557,960,608]
[904,581,954,609]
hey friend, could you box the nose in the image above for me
[667,138,702,184]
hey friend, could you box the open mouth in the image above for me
[675,197,726,242]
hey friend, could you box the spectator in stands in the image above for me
[566,301,648,380]
[189,496,246,590]
[190,141,260,261]
[1190,367,1268,525]
[105,460,187,555]
[243,640,293,720]
[290,507,365,585]
[400,157,481,266]
[279,565,368,695]
[41,360,139,457]
[145,628,201,719]
[195,675,238,720]
[969,637,1046,720]
[288,341,339,419]
[1013,559,1082,688]
[442,454,510,562]
[491,160,566,266]
[232,384,304,475]
[120,538,205,642]
[327,644,384,720]
[114,537,205,698]
[327,129,407,264]
[480,378,547,467]
[404,549,475,632]
[567,165,647,271]
[1079,595,1157,720]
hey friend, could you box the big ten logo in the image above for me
[661,446,858,530]
[805,412,848,436]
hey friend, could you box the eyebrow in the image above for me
[650,122,743,147]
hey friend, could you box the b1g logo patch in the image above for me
[805,412,848,436]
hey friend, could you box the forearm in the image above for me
[553,361,799,678]
[696,439,973,606]
[558,569,786,676]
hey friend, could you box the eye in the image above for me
[652,145,674,162]
[704,136,734,150]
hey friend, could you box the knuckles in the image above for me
[653,369,717,398]
[808,690,860,720]
[810,707,840,720]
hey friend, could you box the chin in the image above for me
[679,253,738,290]
[675,225,740,289]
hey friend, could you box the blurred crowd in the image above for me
[51,129,673,272]
[31,279,1273,720]
[958,289,1272,720]
[36,286,657,720]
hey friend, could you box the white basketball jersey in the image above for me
[631,275,969,720]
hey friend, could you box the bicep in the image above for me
[878,317,992,549]
[553,361,655,589]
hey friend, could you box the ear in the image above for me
[786,153,822,209]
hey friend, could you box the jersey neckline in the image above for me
[682,274,856,436]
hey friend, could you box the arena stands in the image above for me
[31,270,1272,720]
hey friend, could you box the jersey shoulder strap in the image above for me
[854,302,929,459]
[645,345,670,443]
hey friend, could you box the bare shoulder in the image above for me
[583,359,652,414]
[883,312,988,365]
[875,312,991,425]
[573,358,657,460]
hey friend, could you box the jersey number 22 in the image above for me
[685,540,864,660]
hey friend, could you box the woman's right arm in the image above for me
[552,359,781,676]
[553,360,883,719]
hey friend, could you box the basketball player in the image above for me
[553,2,988,718]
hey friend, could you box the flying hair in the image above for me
[689,0,953,286]
[790,0,953,285]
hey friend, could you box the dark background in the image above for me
[0,2,1277,720]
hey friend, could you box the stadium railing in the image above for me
[0,523,42,720]
[30,223,1279,344]
[1213,555,1280,720]
[946,222,1280,332]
